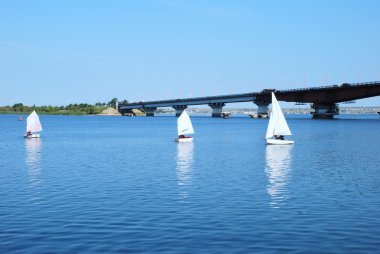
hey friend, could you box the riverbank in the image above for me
[0,110,102,115]
[0,99,117,116]
[96,107,122,116]
[0,107,134,116]
[2,106,380,116]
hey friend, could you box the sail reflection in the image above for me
[265,145,293,208]
[176,142,194,201]
[25,139,42,188]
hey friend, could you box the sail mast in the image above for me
[266,111,275,139]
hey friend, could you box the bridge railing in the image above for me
[121,91,259,107]
[279,81,380,93]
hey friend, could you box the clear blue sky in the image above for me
[1,0,380,107]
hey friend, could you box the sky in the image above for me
[1,0,380,107]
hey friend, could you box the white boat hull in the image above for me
[24,134,40,139]
[175,137,193,143]
[266,138,294,145]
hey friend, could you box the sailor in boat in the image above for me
[274,135,285,140]
[178,134,191,140]
[26,131,32,138]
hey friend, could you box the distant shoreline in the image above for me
[157,106,380,115]
[0,106,120,116]
[0,111,94,116]
[1,107,380,116]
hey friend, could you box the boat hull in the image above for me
[266,138,294,145]
[175,137,193,143]
[24,134,40,139]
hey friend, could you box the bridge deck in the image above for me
[119,81,380,111]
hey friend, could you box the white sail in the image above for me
[177,110,194,136]
[26,111,42,133]
[266,93,291,139]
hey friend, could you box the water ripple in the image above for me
[1,115,380,253]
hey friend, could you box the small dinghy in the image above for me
[266,93,294,145]
[175,110,194,143]
[24,110,42,139]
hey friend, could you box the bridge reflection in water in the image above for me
[265,145,293,208]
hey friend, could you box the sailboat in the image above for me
[266,93,294,145]
[24,110,42,138]
[175,110,194,142]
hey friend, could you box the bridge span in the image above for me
[119,81,380,119]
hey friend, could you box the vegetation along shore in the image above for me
[0,98,119,115]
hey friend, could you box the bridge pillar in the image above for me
[144,107,157,116]
[311,103,339,119]
[254,101,270,118]
[209,103,225,117]
[173,105,188,117]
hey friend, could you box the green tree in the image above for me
[12,103,24,112]
[108,98,118,108]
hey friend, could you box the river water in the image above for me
[1,114,380,253]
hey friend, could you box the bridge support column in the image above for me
[173,105,188,117]
[254,101,270,118]
[311,103,339,119]
[144,107,157,116]
[209,103,225,117]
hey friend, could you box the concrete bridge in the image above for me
[119,81,380,119]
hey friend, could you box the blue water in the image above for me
[1,114,380,253]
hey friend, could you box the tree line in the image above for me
[0,98,126,115]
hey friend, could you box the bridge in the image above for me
[118,81,380,119]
